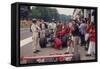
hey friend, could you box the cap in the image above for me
[32,18,36,21]
[32,18,37,23]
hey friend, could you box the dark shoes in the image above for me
[33,50,40,53]
[86,54,91,56]
[64,52,69,54]
[36,50,40,52]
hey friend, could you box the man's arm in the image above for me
[31,24,36,32]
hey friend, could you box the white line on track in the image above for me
[20,36,32,47]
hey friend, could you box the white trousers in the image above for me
[66,46,74,53]
[32,35,40,52]
[87,41,95,55]
[85,33,89,41]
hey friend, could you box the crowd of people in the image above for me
[30,17,96,57]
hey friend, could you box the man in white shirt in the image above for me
[48,21,57,37]
[31,19,41,53]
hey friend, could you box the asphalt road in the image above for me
[20,28,32,40]
[20,28,95,61]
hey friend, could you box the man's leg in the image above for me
[32,37,37,53]
[81,34,84,46]
[73,36,79,53]
[87,41,92,55]
[92,42,95,55]
[36,37,40,52]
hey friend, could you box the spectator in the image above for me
[85,22,93,50]
[79,19,87,46]
[86,25,96,56]
[65,23,74,54]
[39,19,47,48]
[71,20,80,53]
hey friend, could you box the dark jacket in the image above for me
[72,24,80,36]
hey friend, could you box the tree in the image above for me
[31,6,60,22]
[31,7,41,19]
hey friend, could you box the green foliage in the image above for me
[20,6,72,22]
[31,6,60,22]
[31,7,42,19]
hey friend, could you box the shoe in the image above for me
[86,54,91,56]
[36,50,40,52]
[72,52,74,54]
[85,47,88,51]
[33,51,38,53]
[64,52,69,54]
